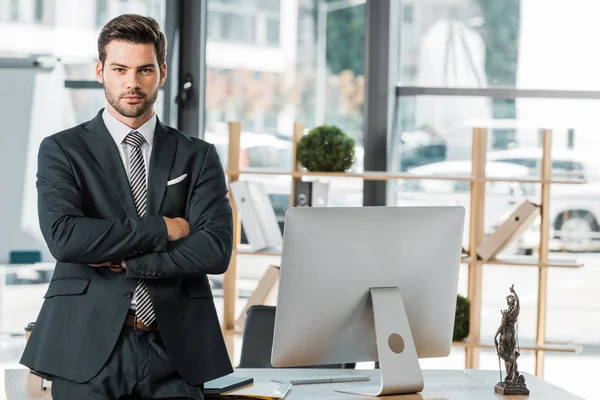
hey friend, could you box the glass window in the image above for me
[551,160,585,180]
[205,0,365,237]
[10,0,18,21]
[207,0,279,46]
[208,11,256,44]
[96,0,109,28]
[0,1,165,60]
[488,181,513,195]
[497,158,537,170]
[403,5,414,24]
[393,2,600,394]
[266,17,280,46]
[454,180,470,193]
[34,0,43,22]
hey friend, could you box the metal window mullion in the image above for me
[363,0,390,207]
[162,0,180,127]
[177,0,207,138]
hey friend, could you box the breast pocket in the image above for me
[165,179,188,196]
[44,278,90,298]
[161,180,189,218]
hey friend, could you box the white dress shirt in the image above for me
[102,108,157,309]
[102,108,156,186]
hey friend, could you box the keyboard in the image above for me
[272,374,371,385]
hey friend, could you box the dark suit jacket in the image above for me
[20,109,234,385]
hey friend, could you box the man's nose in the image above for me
[125,71,141,89]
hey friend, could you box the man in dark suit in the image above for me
[20,14,233,399]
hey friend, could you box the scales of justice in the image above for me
[494,284,530,395]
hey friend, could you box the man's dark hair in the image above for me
[98,14,167,66]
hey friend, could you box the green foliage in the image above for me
[475,0,521,148]
[297,125,355,172]
[325,4,365,76]
[453,294,470,342]
[312,0,365,76]
[475,0,520,86]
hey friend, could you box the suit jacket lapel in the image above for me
[80,110,138,216]
[147,118,177,216]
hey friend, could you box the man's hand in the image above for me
[89,259,126,272]
[163,217,190,241]
[89,261,111,268]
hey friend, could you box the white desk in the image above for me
[5,368,583,399]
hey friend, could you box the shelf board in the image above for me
[228,168,293,176]
[223,327,243,336]
[229,169,475,181]
[235,246,282,256]
[483,176,585,185]
[295,171,477,181]
[228,169,585,185]
[461,256,583,268]
[453,340,581,353]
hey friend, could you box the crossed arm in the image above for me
[37,136,233,278]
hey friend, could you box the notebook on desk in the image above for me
[210,381,292,399]
[204,375,254,395]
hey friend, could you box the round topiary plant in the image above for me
[297,125,355,172]
[453,294,470,342]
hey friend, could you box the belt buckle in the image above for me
[132,314,143,331]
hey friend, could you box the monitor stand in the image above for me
[336,287,424,396]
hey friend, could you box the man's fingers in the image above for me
[89,262,110,267]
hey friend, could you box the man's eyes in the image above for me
[112,68,153,73]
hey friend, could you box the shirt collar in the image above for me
[102,108,156,148]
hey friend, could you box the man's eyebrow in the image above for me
[108,63,156,69]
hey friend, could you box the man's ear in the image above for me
[95,61,104,84]
[159,63,167,86]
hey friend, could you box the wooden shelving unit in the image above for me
[222,122,584,376]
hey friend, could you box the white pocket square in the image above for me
[167,174,187,186]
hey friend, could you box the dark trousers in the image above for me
[51,325,204,400]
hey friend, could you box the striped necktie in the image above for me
[123,131,156,326]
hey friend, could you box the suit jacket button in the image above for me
[157,271,162,276]
[144,270,150,276]
[151,271,156,276]
[123,291,132,299]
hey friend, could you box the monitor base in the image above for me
[336,287,424,396]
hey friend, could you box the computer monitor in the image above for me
[271,206,465,396]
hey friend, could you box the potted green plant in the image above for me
[297,125,355,172]
[453,294,470,342]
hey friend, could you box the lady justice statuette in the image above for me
[494,284,529,395]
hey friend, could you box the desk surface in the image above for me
[5,368,583,399]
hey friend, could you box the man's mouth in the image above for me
[123,95,144,103]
